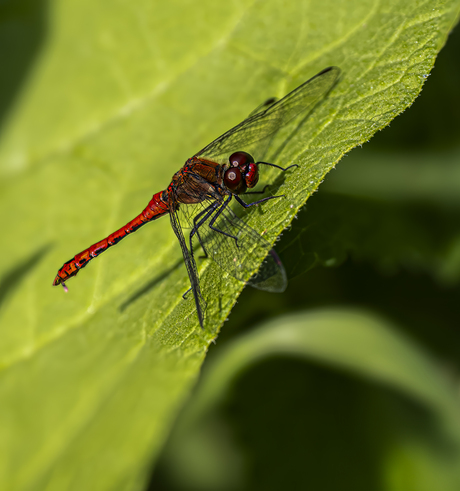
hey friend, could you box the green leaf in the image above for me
[0,0,459,489]
[158,309,460,490]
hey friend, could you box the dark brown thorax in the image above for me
[169,157,225,206]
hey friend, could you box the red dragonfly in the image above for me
[53,67,340,328]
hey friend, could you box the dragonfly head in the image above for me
[224,151,259,195]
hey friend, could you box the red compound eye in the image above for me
[224,167,247,194]
[245,162,259,188]
[229,151,254,169]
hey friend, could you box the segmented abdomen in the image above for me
[53,191,169,287]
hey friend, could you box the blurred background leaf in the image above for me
[0,0,459,490]
[153,309,460,491]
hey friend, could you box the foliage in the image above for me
[0,0,459,490]
[157,310,460,490]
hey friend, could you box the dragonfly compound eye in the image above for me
[229,151,255,169]
[224,167,247,194]
[244,162,259,188]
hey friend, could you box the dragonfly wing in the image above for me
[197,66,340,162]
[248,248,287,292]
[195,198,287,292]
[169,198,207,329]
[247,96,278,118]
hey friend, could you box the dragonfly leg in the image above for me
[182,287,191,300]
[234,194,284,208]
[256,162,299,172]
[208,196,240,247]
[196,233,208,259]
[190,201,220,256]
[243,185,270,195]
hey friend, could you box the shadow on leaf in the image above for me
[0,245,50,310]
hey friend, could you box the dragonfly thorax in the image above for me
[224,151,259,195]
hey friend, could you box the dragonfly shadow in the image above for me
[119,257,184,312]
[0,245,51,311]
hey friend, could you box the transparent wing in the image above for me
[184,197,287,292]
[169,198,207,329]
[247,96,278,118]
[197,66,340,162]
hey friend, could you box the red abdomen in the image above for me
[53,191,169,287]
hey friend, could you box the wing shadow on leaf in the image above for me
[119,258,185,312]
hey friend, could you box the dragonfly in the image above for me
[53,66,340,328]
